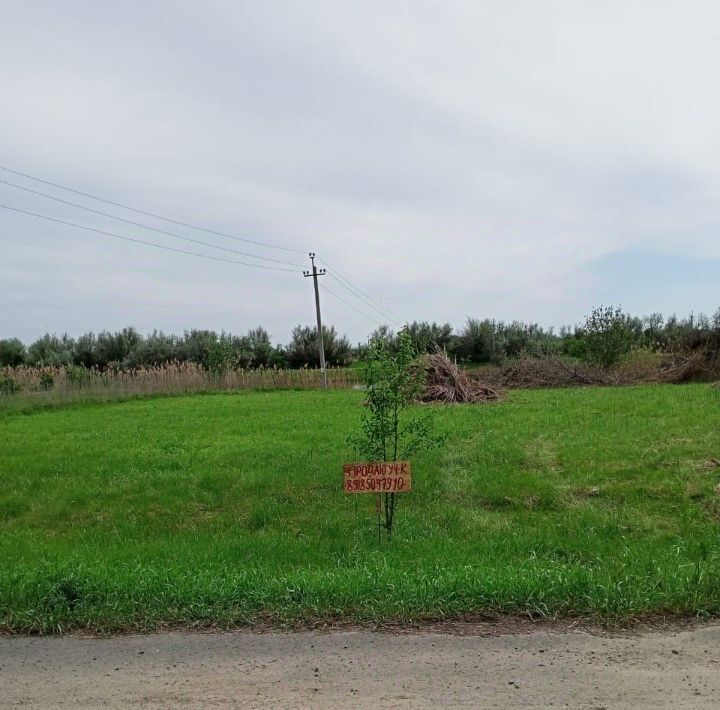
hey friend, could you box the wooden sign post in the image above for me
[343,462,412,543]
[343,461,412,493]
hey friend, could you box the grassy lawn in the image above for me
[1,385,719,632]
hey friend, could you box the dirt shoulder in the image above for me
[3,623,719,709]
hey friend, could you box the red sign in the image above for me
[343,461,412,493]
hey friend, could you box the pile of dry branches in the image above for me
[485,355,625,389]
[419,351,503,404]
[656,350,714,384]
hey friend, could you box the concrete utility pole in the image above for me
[303,253,328,389]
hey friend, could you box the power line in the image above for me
[0,164,307,255]
[320,283,387,327]
[319,256,405,321]
[0,166,412,330]
[0,203,299,272]
[325,270,405,327]
[0,178,305,268]
[317,256,407,325]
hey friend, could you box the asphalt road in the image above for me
[2,624,719,708]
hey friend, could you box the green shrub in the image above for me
[0,376,21,395]
[206,340,234,375]
[287,325,353,368]
[66,365,94,388]
[27,334,73,366]
[581,305,634,368]
[38,372,55,391]
[0,338,26,366]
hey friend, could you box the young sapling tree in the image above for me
[349,328,441,539]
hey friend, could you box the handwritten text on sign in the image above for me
[343,461,412,493]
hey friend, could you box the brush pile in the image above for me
[419,351,503,404]
[657,350,713,384]
[485,355,624,389]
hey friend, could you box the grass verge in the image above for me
[1,385,719,632]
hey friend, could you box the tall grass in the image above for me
[0,363,360,412]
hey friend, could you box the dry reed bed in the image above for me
[1,363,361,409]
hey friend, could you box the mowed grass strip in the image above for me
[1,385,719,632]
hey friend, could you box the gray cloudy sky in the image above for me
[1,0,719,345]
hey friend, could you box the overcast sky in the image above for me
[1,0,719,345]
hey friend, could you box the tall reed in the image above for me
[0,363,361,411]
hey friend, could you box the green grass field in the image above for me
[1,384,719,632]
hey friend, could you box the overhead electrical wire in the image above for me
[318,256,405,320]
[0,165,412,328]
[0,203,299,272]
[317,256,407,325]
[0,164,307,254]
[320,284,387,327]
[326,270,404,327]
[0,177,304,268]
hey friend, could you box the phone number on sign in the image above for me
[345,477,407,492]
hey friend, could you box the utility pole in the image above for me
[303,252,328,389]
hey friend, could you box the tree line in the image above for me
[370,307,720,368]
[1,306,719,370]
[0,326,353,371]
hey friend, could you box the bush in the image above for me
[244,327,275,368]
[581,305,634,368]
[448,318,557,365]
[561,334,587,360]
[38,372,55,391]
[405,321,453,354]
[72,333,98,368]
[94,328,141,368]
[65,365,94,388]
[27,334,73,366]
[287,325,352,368]
[0,376,21,395]
[0,338,26,367]
[206,340,234,375]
